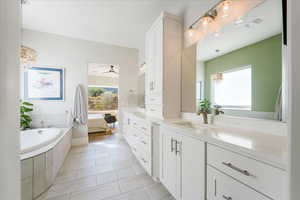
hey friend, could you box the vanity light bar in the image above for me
[188,0,228,30]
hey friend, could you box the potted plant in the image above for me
[198,99,211,124]
[20,101,33,130]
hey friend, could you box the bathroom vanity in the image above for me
[122,110,288,200]
[123,1,288,199]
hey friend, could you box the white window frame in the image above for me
[211,65,252,110]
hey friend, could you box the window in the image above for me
[212,66,251,110]
[88,86,118,111]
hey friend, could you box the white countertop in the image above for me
[161,121,288,170]
[124,109,288,170]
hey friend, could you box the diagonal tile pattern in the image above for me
[37,133,175,200]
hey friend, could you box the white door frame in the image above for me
[0,0,21,199]
[288,0,300,199]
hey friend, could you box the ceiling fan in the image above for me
[103,65,118,75]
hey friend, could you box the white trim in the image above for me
[72,136,89,146]
[88,85,118,89]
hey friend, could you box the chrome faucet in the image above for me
[213,105,224,116]
[210,105,224,124]
[40,120,45,128]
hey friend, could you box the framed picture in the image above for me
[24,67,64,101]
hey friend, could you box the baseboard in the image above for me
[72,136,89,146]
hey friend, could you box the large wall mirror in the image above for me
[192,0,285,121]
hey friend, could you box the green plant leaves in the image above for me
[199,99,211,114]
[20,101,33,130]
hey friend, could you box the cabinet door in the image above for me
[146,28,155,96]
[180,137,205,200]
[160,129,179,199]
[207,166,269,200]
[152,19,163,96]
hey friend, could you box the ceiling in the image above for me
[197,0,283,61]
[22,0,214,51]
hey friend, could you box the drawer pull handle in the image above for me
[141,127,147,131]
[133,134,138,137]
[222,162,251,176]
[171,138,176,152]
[222,195,232,200]
[150,109,156,111]
[141,158,147,163]
[175,141,181,155]
[141,140,147,145]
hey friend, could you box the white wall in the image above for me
[88,75,118,87]
[288,0,300,199]
[0,0,21,199]
[22,29,139,144]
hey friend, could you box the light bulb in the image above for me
[201,16,212,26]
[221,0,231,11]
[214,32,220,37]
[188,28,194,37]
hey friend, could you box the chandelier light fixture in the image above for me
[20,45,37,65]
[186,0,266,46]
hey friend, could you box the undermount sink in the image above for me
[172,121,209,130]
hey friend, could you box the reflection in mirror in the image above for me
[195,0,284,121]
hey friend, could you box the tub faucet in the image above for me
[40,120,45,128]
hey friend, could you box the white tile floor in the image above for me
[37,133,174,200]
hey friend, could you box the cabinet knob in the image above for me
[141,140,147,145]
[222,195,232,200]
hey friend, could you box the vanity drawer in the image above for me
[146,95,162,105]
[137,150,152,175]
[133,119,151,135]
[146,104,163,118]
[207,165,269,200]
[138,133,152,154]
[207,144,287,200]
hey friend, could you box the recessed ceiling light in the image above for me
[253,18,263,24]
[214,32,221,37]
[235,19,244,25]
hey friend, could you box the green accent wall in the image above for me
[204,34,282,112]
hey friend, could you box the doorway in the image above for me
[87,63,119,141]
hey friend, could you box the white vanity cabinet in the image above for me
[160,127,206,200]
[145,12,182,119]
[207,166,270,200]
[123,112,153,176]
[206,144,287,200]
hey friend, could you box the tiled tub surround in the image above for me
[36,133,173,200]
[21,128,72,200]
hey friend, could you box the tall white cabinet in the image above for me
[145,12,182,119]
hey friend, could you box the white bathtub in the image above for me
[20,128,62,154]
[20,128,72,200]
